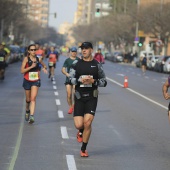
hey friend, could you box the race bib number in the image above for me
[49,62,54,66]
[80,75,93,87]
[0,57,4,62]
[29,72,39,81]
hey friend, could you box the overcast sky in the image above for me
[48,0,77,31]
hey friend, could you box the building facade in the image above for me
[12,0,50,27]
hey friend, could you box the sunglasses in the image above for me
[30,49,36,51]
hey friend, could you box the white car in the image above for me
[148,55,161,70]
[163,57,170,73]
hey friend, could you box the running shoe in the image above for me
[77,131,83,143]
[68,107,73,114]
[80,150,88,157]
[25,110,30,121]
[28,115,34,124]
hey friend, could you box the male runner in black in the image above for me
[69,42,107,157]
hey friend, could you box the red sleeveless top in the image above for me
[24,57,40,82]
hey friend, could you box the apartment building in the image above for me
[74,0,111,25]
[12,0,50,27]
[140,0,170,5]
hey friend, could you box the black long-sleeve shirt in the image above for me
[69,59,107,92]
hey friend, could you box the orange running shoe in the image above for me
[77,131,83,143]
[68,107,73,114]
[80,150,89,157]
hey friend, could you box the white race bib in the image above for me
[80,75,93,87]
[29,72,39,81]
[49,62,54,66]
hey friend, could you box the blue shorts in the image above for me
[22,78,41,90]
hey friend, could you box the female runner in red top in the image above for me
[20,44,47,124]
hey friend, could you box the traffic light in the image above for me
[96,8,100,13]
[95,8,100,17]
[138,42,143,47]
[138,37,145,47]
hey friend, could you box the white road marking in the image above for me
[66,155,77,170]
[58,110,64,118]
[106,76,167,110]
[55,99,61,105]
[53,86,57,89]
[144,76,149,79]
[109,125,122,140]
[137,74,141,76]
[52,81,56,84]
[61,126,69,139]
[54,91,59,96]
[8,99,25,170]
[116,74,124,77]
[153,79,157,81]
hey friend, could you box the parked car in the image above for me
[154,56,170,72]
[9,45,21,63]
[112,51,124,62]
[135,57,142,68]
[147,55,161,70]
[139,50,154,58]
[163,57,170,73]
[146,56,153,69]
[105,52,112,60]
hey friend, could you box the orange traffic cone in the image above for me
[124,76,128,88]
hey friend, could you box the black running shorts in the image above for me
[22,78,41,90]
[73,96,98,117]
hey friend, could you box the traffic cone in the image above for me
[124,76,128,88]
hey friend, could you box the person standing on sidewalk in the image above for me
[69,42,107,157]
[62,47,79,114]
[20,44,47,124]
[141,54,147,75]
[162,76,170,122]
[94,48,105,64]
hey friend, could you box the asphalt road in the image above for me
[0,56,170,170]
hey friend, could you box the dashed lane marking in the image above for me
[153,79,157,81]
[54,91,59,96]
[58,110,64,118]
[61,126,69,139]
[53,86,57,89]
[106,76,167,110]
[66,155,77,170]
[55,99,61,105]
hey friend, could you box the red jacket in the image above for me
[94,53,105,63]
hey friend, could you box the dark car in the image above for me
[154,56,170,72]
[112,51,124,62]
